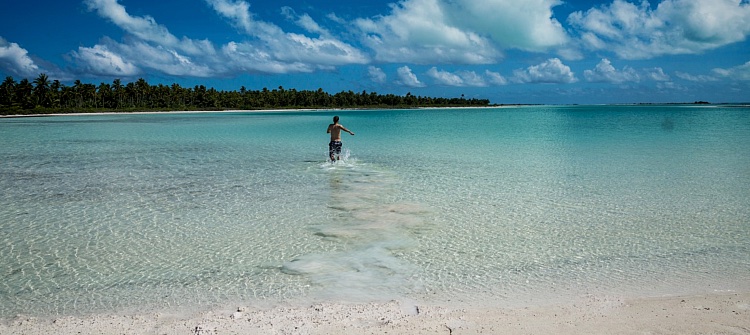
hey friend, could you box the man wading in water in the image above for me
[327,115,354,162]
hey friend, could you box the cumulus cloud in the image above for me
[0,37,41,77]
[72,37,217,77]
[354,0,569,64]
[220,41,312,74]
[675,71,718,82]
[448,0,569,51]
[265,33,368,68]
[485,70,508,85]
[712,61,750,80]
[512,58,578,83]
[70,44,139,76]
[427,67,464,86]
[457,70,488,87]
[73,0,369,78]
[426,67,489,87]
[205,0,282,38]
[396,66,425,87]
[207,0,367,67]
[84,0,215,56]
[326,12,347,25]
[354,0,499,64]
[282,7,331,37]
[646,67,670,81]
[80,0,222,77]
[568,0,750,59]
[368,66,387,83]
[656,81,686,91]
[584,58,639,83]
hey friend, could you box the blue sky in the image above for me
[1,0,748,104]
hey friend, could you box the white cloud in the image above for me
[512,58,578,84]
[70,44,139,76]
[84,0,215,56]
[354,0,499,64]
[656,81,686,91]
[584,58,639,83]
[426,67,489,87]
[265,33,368,67]
[80,0,222,76]
[326,13,346,25]
[485,70,508,85]
[396,66,425,87]
[75,0,368,78]
[448,0,569,51]
[556,46,585,61]
[0,37,40,77]
[427,67,464,86]
[568,0,750,59]
[221,41,312,74]
[81,37,216,77]
[205,0,282,38]
[646,67,670,81]
[281,7,331,37]
[207,0,367,67]
[712,61,750,80]
[354,0,570,64]
[457,71,487,87]
[675,71,718,82]
[368,66,386,83]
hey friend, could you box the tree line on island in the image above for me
[0,74,490,115]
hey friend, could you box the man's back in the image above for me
[328,123,345,141]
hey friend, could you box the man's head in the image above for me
[333,116,339,123]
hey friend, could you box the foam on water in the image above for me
[285,157,431,302]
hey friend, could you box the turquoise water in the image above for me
[1,106,749,317]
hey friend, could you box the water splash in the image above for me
[319,148,353,168]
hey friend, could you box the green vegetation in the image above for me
[0,74,490,115]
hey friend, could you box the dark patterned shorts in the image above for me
[329,140,342,155]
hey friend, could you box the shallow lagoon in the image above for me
[1,105,749,317]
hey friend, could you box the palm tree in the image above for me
[15,79,34,109]
[97,82,112,108]
[0,76,16,106]
[32,73,51,107]
[50,80,62,108]
[135,78,149,107]
[112,79,123,109]
[72,80,83,108]
[60,85,75,108]
[82,83,97,108]
[124,82,136,108]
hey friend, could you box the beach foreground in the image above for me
[3,292,748,335]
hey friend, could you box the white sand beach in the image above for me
[3,292,748,334]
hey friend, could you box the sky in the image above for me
[1,0,749,104]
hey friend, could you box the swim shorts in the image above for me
[329,140,342,154]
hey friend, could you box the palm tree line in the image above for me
[0,74,490,115]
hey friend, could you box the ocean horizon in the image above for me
[1,105,748,319]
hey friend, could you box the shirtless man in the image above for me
[326,115,354,161]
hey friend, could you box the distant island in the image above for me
[635,101,711,105]
[1,74,490,116]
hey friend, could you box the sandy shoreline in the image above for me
[3,291,748,334]
[0,105,520,118]
[0,108,334,118]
